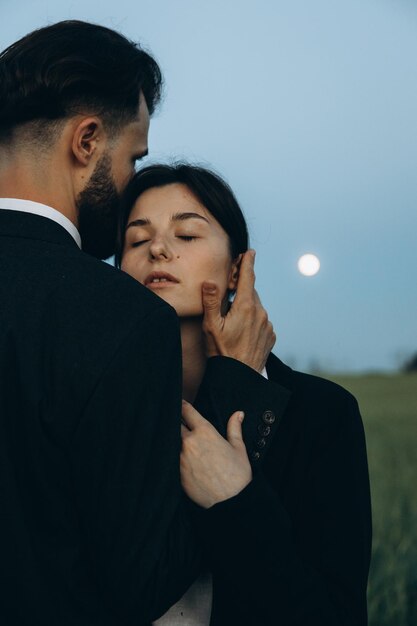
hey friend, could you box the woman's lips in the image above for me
[147,278,179,289]
[144,271,180,288]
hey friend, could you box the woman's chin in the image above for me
[146,291,201,318]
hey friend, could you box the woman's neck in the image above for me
[180,317,207,403]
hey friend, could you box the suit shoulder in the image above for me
[42,251,178,354]
[285,368,361,435]
[293,370,357,408]
[58,252,174,322]
[62,253,145,303]
[267,354,357,411]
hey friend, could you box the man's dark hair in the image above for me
[115,163,249,268]
[0,20,163,142]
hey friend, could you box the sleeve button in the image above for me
[251,451,261,461]
[262,410,276,424]
[258,424,271,437]
[256,437,266,449]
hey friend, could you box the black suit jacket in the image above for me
[193,355,372,626]
[0,209,290,626]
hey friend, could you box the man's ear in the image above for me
[228,253,243,291]
[71,117,104,166]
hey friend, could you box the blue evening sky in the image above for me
[1,0,416,372]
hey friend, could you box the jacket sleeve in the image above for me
[69,304,201,624]
[195,356,291,466]
[194,394,372,626]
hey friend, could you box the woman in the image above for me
[116,164,372,626]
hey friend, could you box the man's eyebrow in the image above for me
[171,212,209,223]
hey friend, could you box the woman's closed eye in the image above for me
[177,235,198,242]
[130,235,198,247]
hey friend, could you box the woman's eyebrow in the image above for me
[171,212,209,223]
[126,217,151,230]
[126,212,209,230]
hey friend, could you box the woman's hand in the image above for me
[180,400,252,509]
[201,250,276,372]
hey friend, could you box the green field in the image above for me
[329,373,417,626]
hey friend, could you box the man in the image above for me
[0,21,284,625]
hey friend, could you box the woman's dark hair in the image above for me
[0,20,162,141]
[115,163,249,268]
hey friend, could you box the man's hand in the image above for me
[202,250,276,372]
[180,400,252,509]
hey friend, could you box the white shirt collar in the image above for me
[0,198,81,249]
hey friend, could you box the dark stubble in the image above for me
[77,152,121,259]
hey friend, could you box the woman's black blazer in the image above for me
[193,353,372,626]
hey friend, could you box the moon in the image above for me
[298,253,320,277]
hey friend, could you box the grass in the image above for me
[328,372,417,626]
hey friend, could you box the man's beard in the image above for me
[77,153,121,260]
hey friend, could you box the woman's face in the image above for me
[121,183,239,317]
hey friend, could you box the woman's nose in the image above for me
[148,238,172,260]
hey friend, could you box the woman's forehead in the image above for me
[131,183,212,222]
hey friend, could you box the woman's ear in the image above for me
[228,253,243,291]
